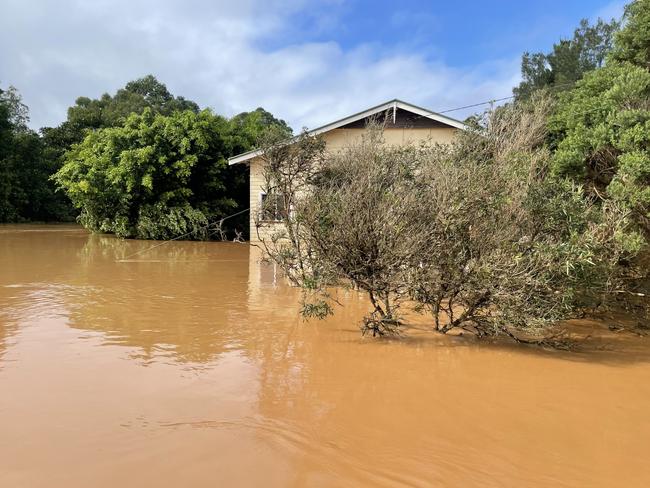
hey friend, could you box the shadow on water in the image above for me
[385,316,650,366]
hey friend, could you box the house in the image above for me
[227,99,467,241]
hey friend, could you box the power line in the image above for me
[116,207,250,261]
[410,80,618,121]
[438,95,515,114]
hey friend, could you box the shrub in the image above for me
[259,97,643,341]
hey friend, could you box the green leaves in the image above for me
[514,18,620,101]
[550,61,650,231]
[1,76,289,231]
[0,85,73,222]
[54,109,233,239]
[610,0,650,69]
[544,1,650,239]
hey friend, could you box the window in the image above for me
[259,192,287,222]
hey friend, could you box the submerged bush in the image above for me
[259,95,644,341]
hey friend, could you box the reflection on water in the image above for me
[1,224,650,487]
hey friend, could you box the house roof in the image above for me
[228,99,468,165]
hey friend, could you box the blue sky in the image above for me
[1,0,625,130]
[271,0,622,65]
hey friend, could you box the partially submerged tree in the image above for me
[257,98,642,341]
[258,119,442,334]
[54,108,234,239]
[255,127,332,317]
[409,96,641,342]
[295,129,433,334]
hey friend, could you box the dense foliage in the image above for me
[258,98,639,340]
[0,87,73,222]
[610,0,650,68]
[513,18,619,100]
[550,61,650,231]
[54,110,227,238]
[0,76,290,235]
[54,107,290,239]
[549,0,650,234]
[44,75,201,156]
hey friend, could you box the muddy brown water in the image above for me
[1,225,649,487]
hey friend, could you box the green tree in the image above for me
[610,0,650,68]
[514,18,620,100]
[228,107,292,155]
[550,61,650,230]
[0,88,20,220]
[54,109,234,239]
[43,75,200,153]
[0,86,74,222]
[1,77,290,231]
[550,0,650,234]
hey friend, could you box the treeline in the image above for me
[0,75,291,238]
[0,86,74,222]
[257,0,650,340]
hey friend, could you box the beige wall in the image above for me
[323,127,457,150]
[249,156,274,242]
[249,126,458,241]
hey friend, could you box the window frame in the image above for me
[258,191,287,222]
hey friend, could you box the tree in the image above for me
[53,109,235,239]
[229,107,292,154]
[0,86,29,129]
[549,0,650,234]
[22,76,201,224]
[0,86,74,222]
[1,78,290,230]
[550,61,650,232]
[255,127,331,318]
[42,75,200,153]
[0,88,20,221]
[514,18,620,100]
[610,0,650,69]
[409,97,641,341]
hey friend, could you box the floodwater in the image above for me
[1,225,649,488]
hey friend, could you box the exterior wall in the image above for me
[249,157,276,243]
[323,127,457,150]
[249,126,458,241]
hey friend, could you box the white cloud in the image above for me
[0,0,520,130]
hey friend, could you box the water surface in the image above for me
[1,225,649,487]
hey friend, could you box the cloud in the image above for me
[0,0,520,130]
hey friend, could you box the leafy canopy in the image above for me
[550,0,650,233]
[54,109,235,239]
[41,75,201,161]
[610,0,650,69]
[514,18,619,100]
[0,85,74,222]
